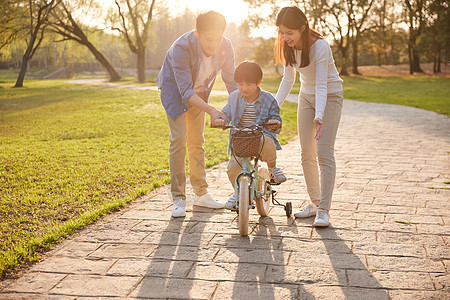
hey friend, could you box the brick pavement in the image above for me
[1,99,449,299]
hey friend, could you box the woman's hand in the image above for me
[314,118,323,140]
[267,119,281,130]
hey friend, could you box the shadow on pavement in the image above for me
[224,216,311,299]
[134,209,213,298]
[315,225,390,299]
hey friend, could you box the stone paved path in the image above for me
[1,99,449,299]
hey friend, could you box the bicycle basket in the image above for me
[231,129,263,157]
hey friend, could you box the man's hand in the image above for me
[266,119,281,130]
[211,117,226,128]
[209,108,227,127]
[314,118,323,140]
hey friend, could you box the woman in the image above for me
[275,6,343,227]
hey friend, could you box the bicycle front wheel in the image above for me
[255,167,270,217]
[238,178,250,236]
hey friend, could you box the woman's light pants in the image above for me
[298,92,343,211]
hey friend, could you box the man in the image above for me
[157,11,238,217]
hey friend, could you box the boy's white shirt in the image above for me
[275,38,343,120]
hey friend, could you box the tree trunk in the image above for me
[15,35,35,87]
[411,47,423,73]
[137,49,145,83]
[408,44,413,74]
[351,39,361,75]
[84,40,120,81]
[437,55,441,73]
[339,46,349,76]
[15,55,29,87]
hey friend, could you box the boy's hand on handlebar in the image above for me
[266,119,281,130]
[209,109,226,127]
[211,117,226,128]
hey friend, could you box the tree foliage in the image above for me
[111,0,156,82]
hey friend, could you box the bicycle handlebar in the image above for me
[213,122,279,130]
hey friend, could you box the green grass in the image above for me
[341,76,450,116]
[1,71,447,278]
[259,74,450,116]
[0,79,297,278]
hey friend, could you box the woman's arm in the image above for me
[275,64,296,107]
[314,41,330,121]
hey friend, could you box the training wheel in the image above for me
[285,201,292,217]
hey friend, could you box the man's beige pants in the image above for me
[226,135,277,188]
[298,92,343,211]
[166,101,208,201]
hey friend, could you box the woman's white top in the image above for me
[275,37,343,120]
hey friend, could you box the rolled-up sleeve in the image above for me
[221,101,232,123]
[268,98,282,134]
[220,42,238,94]
[172,44,196,104]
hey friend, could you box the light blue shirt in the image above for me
[221,89,283,153]
[157,30,238,120]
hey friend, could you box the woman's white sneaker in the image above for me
[294,202,319,218]
[172,198,186,218]
[194,193,225,209]
[314,209,330,227]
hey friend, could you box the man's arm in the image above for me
[188,94,226,122]
[220,39,238,94]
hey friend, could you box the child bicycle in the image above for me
[216,123,293,236]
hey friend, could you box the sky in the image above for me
[87,0,278,37]
[169,0,250,24]
[164,0,277,37]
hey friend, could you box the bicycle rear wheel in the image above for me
[255,167,270,217]
[238,178,250,236]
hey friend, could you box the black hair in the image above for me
[196,11,226,33]
[275,6,321,68]
[234,61,263,84]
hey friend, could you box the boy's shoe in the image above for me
[194,193,225,209]
[314,209,330,227]
[294,202,319,218]
[172,198,186,218]
[269,167,287,184]
[225,194,237,210]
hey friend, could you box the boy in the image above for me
[212,61,286,210]
[157,11,238,218]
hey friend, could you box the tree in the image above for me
[112,0,156,83]
[319,1,352,75]
[404,0,425,73]
[14,0,60,87]
[252,37,276,68]
[48,0,120,81]
[0,1,23,52]
[349,0,376,74]
[416,0,449,73]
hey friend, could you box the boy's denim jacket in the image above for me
[157,30,238,120]
[221,89,282,154]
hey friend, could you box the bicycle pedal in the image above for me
[269,179,281,185]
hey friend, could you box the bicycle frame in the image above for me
[233,156,270,210]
